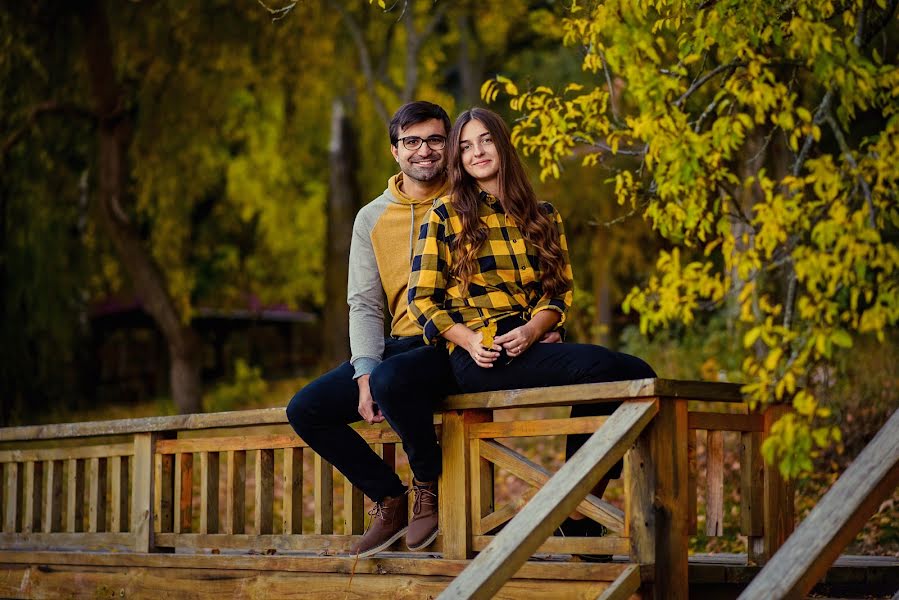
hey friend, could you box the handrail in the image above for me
[738,408,899,599]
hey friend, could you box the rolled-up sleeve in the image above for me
[531,206,573,325]
[408,206,458,344]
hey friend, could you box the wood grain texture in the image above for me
[154,453,174,534]
[688,412,762,433]
[225,450,246,535]
[88,457,107,533]
[762,404,794,561]
[468,416,607,439]
[131,433,155,551]
[65,459,85,533]
[740,430,764,566]
[439,399,658,600]
[43,460,63,533]
[23,461,41,534]
[0,443,133,463]
[282,447,303,535]
[688,430,698,536]
[255,449,274,535]
[738,408,899,599]
[173,452,193,534]
[314,454,333,535]
[3,462,22,533]
[109,456,128,533]
[595,564,641,600]
[478,439,625,534]
[705,430,724,537]
[200,451,219,534]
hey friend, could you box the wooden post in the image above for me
[625,425,654,566]
[132,432,157,552]
[255,449,274,535]
[638,397,689,600]
[314,454,333,534]
[740,431,764,564]
[440,409,491,560]
[705,430,724,537]
[66,458,85,533]
[200,451,219,534]
[89,457,107,533]
[282,447,303,534]
[762,404,794,562]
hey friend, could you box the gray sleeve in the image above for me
[348,205,386,379]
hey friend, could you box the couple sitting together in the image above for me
[286,101,655,559]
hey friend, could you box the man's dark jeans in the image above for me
[286,336,456,502]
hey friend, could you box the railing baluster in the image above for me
[23,461,42,533]
[688,429,698,535]
[282,447,303,534]
[741,430,765,564]
[313,454,333,534]
[200,451,220,534]
[225,450,246,534]
[89,457,107,533]
[154,453,174,533]
[44,459,63,533]
[174,452,193,534]
[3,462,22,532]
[705,430,724,536]
[343,475,364,535]
[66,458,85,533]
[110,455,129,533]
[255,449,274,535]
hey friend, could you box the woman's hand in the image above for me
[464,329,501,368]
[495,322,542,358]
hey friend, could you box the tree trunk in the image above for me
[77,0,203,414]
[322,98,361,368]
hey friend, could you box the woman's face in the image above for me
[459,118,500,189]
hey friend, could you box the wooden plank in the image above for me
[596,564,641,600]
[472,534,630,556]
[174,452,193,534]
[688,412,762,432]
[438,399,658,600]
[469,436,494,535]
[200,451,219,534]
[109,456,128,533]
[23,461,42,533]
[0,443,133,463]
[88,457,107,533]
[343,477,364,535]
[479,488,537,535]
[0,531,134,552]
[132,433,156,551]
[282,447,303,534]
[646,398,690,600]
[687,430,698,535]
[705,430,724,537]
[440,409,491,559]
[378,443,397,470]
[154,453,174,533]
[66,458,85,533]
[3,462,22,532]
[468,416,607,439]
[43,459,63,533]
[314,454,333,534]
[255,449,274,535]
[740,431,764,564]
[225,450,246,535]
[0,548,633,581]
[762,404,794,562]
[739,408,899,599]
[155,428,401,454]
[479,439,625,534]
[624,423,653,564]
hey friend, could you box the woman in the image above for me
[407,107,656,549]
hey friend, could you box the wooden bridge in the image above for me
[1,378,897,599]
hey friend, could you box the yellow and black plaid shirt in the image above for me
[408,192,573,345]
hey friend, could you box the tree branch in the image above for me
[329,0,391,127]
[598,47,622,126]
[2,101,96,162]
[825,111,875,227]
[674,61,743,108]
[791,89,833,177]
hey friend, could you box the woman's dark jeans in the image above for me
[450,319,656,478]
[286,336,456,502]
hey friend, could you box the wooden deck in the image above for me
[1,378,896,599]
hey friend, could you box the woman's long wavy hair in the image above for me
[447,107,570,298]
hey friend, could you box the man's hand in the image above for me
[540,330,562,343]
[357,375,385,424]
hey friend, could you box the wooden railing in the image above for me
[0,378,794,599]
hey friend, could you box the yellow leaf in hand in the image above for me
[480,322,498,348]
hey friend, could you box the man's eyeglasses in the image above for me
[396,135,446,151]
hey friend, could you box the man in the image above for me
[287,101,454,557]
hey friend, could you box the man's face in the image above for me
[391,118,448,184]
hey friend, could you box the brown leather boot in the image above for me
[406,479,438,551]
[350,494,408,558]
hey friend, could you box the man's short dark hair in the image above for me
[389,101,451,146]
